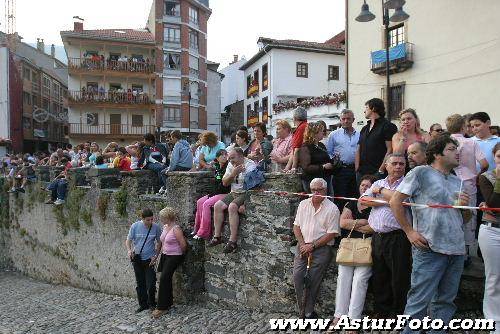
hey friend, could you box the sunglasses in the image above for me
[433,129,444,133]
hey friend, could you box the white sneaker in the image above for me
[157,187,165,195]
[54,199,65,205]
[193,235,200,240]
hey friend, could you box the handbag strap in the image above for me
[346,219,358,239]
[138,224,152,255]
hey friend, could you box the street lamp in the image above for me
[355,0,409,119]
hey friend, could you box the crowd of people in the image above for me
[1,98,499,330]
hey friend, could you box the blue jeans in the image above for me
[403,247,465,334]
[146,162,167,187]
[47,179,68,201]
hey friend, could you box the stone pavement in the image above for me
[0,270,291,334]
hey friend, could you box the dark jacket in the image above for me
[138,143,170,168]
[209,162,231,196]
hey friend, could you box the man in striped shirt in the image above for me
[360,153,411,318]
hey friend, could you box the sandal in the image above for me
[207,236,222,247]
[223,241,238,254]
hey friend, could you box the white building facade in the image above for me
[240,37,345,137]
[206,61,223,136]
[346,0,500,130]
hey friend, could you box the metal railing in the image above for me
[68,90,153,105]
[69,123,155,136]
[371,42,414,74]
[68,58,155,74]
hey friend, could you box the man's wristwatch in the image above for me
[312,242,316,250]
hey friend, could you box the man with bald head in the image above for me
[407,141,427,170]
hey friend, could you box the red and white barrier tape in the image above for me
[261,190,500,213]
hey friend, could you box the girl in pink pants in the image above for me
[193,149,230,239]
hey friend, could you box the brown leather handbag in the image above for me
[336,220,372,266]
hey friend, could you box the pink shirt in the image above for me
[451,134,486,194]
[293,197,340,245]
[160,225,183,255]
[271,134,292,167]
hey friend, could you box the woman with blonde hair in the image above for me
[299,122,335,195]
[270,119,293,170]
[392,108,430,155]
[152,207,187,318]
[198,131,226,169]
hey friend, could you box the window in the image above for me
[164,25,181,43]
[23,67,31,80]
[189,29,199,50]
[247,104,251,114]
[247,75,252,92]
[296,62,308,78]
[254,69,259,88]
[42,98,49,111]
[131,54,144,61]
[165,107,181,122]
[31,71,39,83]
[23,92,32,105]
[109,53,120,61]
[132,115,144,127]
[53,82,60,100]
[262,63,268,91]
[254,101,259,113]
[32,94,39,107]
[388,24,405,48]
[262,97,269,123]
[189,7,198,25]
[87,113,99,125]
[131,84,143,92]
[328,65,339,81]
[164,52,181,70]
[52,102,59,115]
[165,1,180,16]
[382,83,405,120]
[109,83,121,91]
[189,55,199,76]
[23,117,31,130]
[42,75,51,96]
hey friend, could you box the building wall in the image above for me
[220,58,246,111]
[207,68,222,136]
[0,47,9,140]
[347,0,500,130]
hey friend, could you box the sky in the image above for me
[0,0,345,68]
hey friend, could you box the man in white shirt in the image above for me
[293,178,340,318]
[210,147,256,253]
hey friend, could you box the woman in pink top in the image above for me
[392,109,431,155]
[152,207,187,318]
[270,119,293,170]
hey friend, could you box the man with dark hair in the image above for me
[356,98,398,183]
[429,123,444,140]
[470,112,500,172]
[125,208,162,313]
[490,125,499,136]
[390,135,472,333]
[407,141,427,169]
[138,133,170,194]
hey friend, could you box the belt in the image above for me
[376,229,404,236]
[341,163,355,168]
[484,222,500,228]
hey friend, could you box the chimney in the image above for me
[36,38,45,52]
[51,44,55,58]
[231,54,238,64]
[74,21,83,32]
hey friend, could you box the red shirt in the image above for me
[291,121,308,149]
[118,157,132,171]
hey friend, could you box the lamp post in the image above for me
[355,0,409,119]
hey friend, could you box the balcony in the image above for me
[69,123,155,137]
[247,83,259,97]
[68,90,154,107]
[68,58,155,77]
[371,42,414,75]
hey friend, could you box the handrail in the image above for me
[68,90,153,105]
[67,57,155,74]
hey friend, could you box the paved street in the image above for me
[0,270,288,334]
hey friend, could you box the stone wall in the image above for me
[0,167,484,317]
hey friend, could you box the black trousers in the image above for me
[132,259,157,308]
[157,254,184,310]
[372,229,412,317]
[333,166,357,209]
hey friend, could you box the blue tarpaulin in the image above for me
[371,43,407,64]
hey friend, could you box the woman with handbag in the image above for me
[333,174,376,330]
[152,207,187,319]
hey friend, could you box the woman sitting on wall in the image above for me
[198,131,226,170]
[193,149,231,240]
[152,207,187,319]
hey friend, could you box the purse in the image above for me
[336,220,372,266]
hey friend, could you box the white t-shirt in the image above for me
[224,158,257,192]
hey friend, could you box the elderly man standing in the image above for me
[210,148,256,253]
[293,178,340,318]
[407,141,427,170]
[390,135,472,333]
[285,107,308,172]
[327,109,360,207]
[360,153,411,318]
